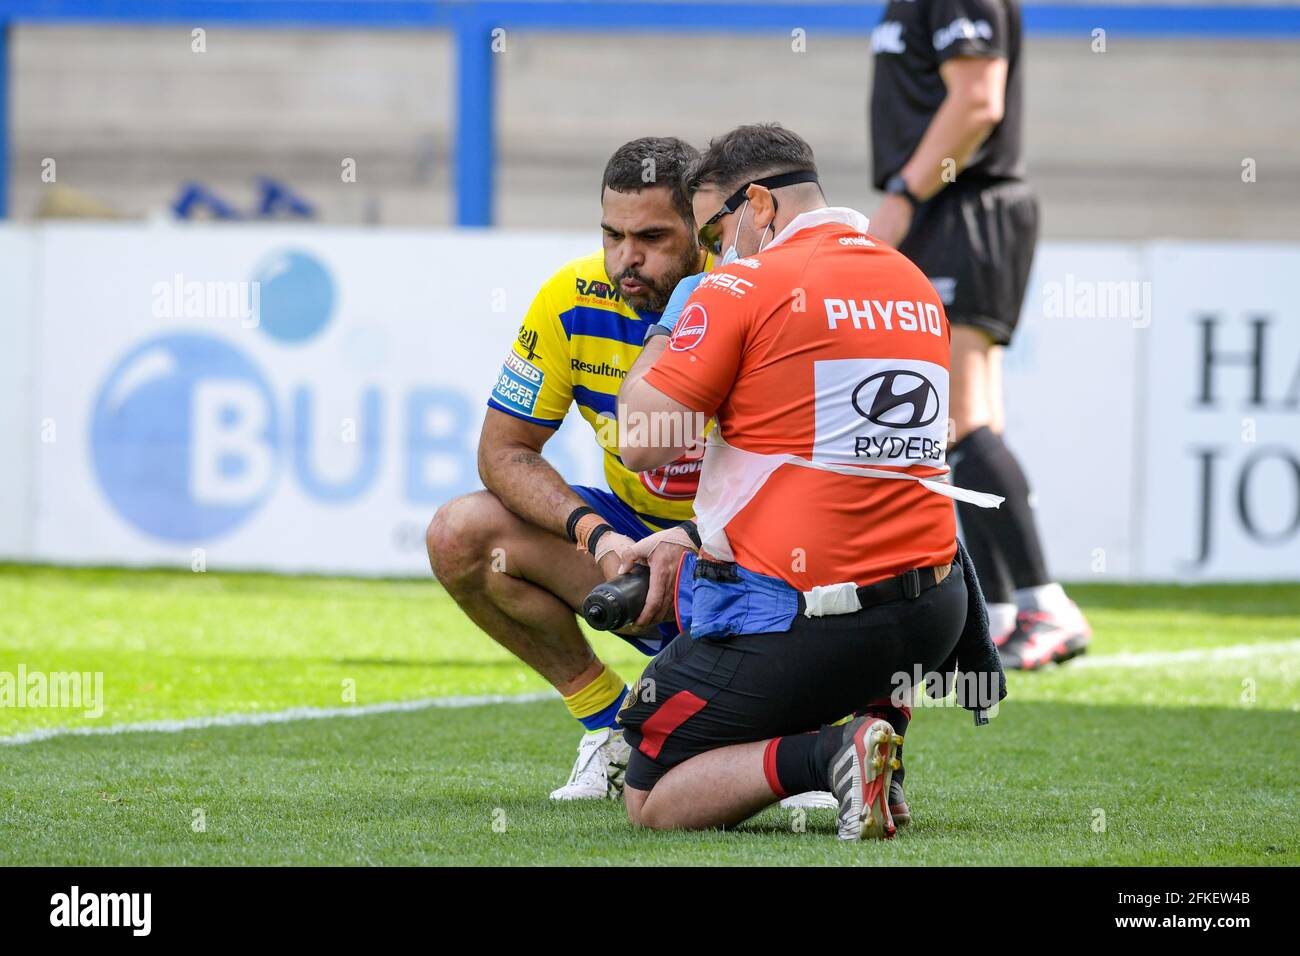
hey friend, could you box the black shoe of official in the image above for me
[828,716,903,841]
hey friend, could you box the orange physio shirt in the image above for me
[644,209,957,590]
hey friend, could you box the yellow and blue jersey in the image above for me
[487,249,710,531]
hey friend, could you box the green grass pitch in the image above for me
[1,563,1297,865]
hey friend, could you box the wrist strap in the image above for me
[584,523,615,556]
[566,506,595,543]
[679,520,702,549]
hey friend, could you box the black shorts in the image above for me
[898,177,1038,347]
[617,563,968,791]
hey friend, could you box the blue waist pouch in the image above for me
[673,554,799,640]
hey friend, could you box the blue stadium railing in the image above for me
[0,1,1298,223]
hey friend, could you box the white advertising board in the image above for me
[28,225,605,575]
[1,224,1295,582]
[1136,243,1300,580]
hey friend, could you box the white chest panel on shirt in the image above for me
[812,358,950,468]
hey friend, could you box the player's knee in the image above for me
[426,491,504,590]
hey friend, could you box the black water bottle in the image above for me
[582,565,651,631]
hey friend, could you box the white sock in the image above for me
[1014,583,1072,619]
[987,602,1017,639]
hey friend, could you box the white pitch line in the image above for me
[0,690,557,747]
[1066,639,1300,670]
[3,640,1296,747]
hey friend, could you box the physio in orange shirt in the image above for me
[611,124,1000,841]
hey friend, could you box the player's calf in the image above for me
[427,492,633,787]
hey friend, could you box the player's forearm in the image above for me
[478,443,586,537]
[899,93,1000,201]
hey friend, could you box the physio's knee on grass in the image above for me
[624,786,650,827]
[625,786,673,830]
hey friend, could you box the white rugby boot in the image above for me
[779,792,839,811]
[548,727,631,801]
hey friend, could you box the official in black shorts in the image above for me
[898,176,1037,347]
[868,0,1092,667]
[869,0,1034,341]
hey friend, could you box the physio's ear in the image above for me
[745,184,777,232]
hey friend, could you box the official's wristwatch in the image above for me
[884,174,920,208]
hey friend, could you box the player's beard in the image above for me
[612,243,700,314]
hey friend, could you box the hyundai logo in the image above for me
[851,370,940,428]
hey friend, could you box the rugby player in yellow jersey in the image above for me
[426,138,712,799]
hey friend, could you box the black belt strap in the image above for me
[697,557,955,614]
[850,562,951,610]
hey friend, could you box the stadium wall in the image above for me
[8,26,1300,239]
[0,223,1296,582]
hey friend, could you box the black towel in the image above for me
[927,538,1007,725]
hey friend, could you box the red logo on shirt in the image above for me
[639,444,705,500]
[670,304,708,352]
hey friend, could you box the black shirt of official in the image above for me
[870,0,1026,189]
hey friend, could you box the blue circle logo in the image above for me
[90,333,280,542]
[251,249,335,344]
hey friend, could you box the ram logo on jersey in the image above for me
[575,278,620,302]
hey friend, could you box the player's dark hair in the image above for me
[601,137,700,227]
[687,123,820,196]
